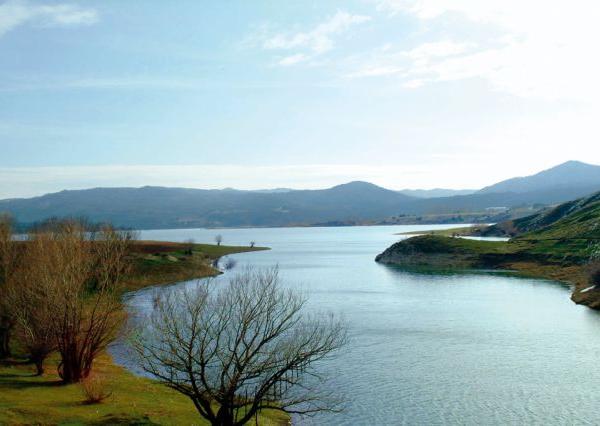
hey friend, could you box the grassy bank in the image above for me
[0,241,287,425]
[396,225,486,237]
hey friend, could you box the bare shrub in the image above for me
[80,373,113,404]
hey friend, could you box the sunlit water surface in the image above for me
[110,225,600,425]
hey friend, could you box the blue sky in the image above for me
[1,0,600,198]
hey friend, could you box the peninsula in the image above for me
[376,191,600,309]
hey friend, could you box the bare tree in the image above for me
[133,267,347,426]
[9,236,57,374]
[0,214,18,358]
[215,234,223,246]
[249,241,255,248]
[32,222,132,383]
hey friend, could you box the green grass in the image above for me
[0,242,286,426]
[0,354,286,425]
[397,225,487,237]
[121,241,269,292]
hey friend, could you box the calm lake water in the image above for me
[111,225,600,425]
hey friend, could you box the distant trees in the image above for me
[184,238,195,255]
[215,234,223,246]
[133,267,347,426]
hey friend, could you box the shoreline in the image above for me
[375,235,599,310]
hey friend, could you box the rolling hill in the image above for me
[479,160,600,195]
[2,161,600,229]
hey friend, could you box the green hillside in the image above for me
[376,192,600,309]
[481,191,600,238]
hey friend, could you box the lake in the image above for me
[110,225,600,425]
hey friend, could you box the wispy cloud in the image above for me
[257,11,371,66]
[0,0,98,37]
[346,40,475,79]
[360,0,600,101]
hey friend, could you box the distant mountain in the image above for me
[479,161,600,195]
[0,182,416,229]
[398,188,476,198]
[3,161,600,229]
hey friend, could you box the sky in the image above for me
[1,0,600,198]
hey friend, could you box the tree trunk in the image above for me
[58,353,91,383]
[0,325,11,358]
[214,405,234,426]
[34,358,44,376]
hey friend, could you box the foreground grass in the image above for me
[0,242,286,426]
[0,354,287,425]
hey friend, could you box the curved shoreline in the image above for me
[375,235,599,310]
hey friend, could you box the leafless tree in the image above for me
[9,235,58,375]
[133,267,347,426]
[249,241,255,248]
[215,234,223,246]
[0,214,18,358]
[31,221,133,383]
[91,225,135,291]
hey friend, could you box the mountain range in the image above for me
[2,161,600,229]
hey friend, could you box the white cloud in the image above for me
[0,0,97,37]
[278,53,309,66]
[405,41,474,61]
[347,40,474,79]
[367,1,600,102]
[261,11,371,65]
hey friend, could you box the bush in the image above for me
[80,374,113,404]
